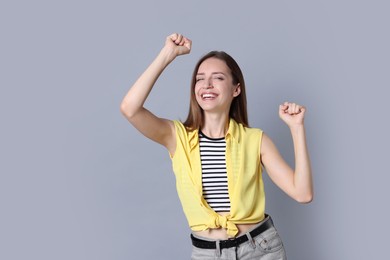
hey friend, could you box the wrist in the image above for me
[288,123,305,132]
[159,47,177,64]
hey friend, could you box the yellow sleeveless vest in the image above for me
[170,118,265,237]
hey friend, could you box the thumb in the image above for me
[299,106,306,116]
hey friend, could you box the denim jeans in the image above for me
[191,218,287,260]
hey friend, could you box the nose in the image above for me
[205,78,213,89]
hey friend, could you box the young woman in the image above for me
[120,33,313,259]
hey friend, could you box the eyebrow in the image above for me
[196,72,226,76]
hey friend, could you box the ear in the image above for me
[233,83,241,97]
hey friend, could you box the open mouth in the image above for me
[201,93,218,100]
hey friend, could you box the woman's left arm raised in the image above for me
[261,102,313,203]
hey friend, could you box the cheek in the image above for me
[194,85,201,96]
[193,87,201,102]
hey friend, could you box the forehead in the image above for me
[197,57,230,74]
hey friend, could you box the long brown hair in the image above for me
[183,51,248,130]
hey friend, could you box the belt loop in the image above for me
[215,240,221,258]
[245,233,256,249]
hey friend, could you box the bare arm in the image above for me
[261,102,313,203]
[120,33,191,154]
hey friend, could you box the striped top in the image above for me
[199,131,231,212]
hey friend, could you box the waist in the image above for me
[193,222,260,240]
[191,215,274,249]
[194,211,265,239]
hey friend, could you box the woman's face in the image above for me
[194,57,241,113]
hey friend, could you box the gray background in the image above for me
[1,0,389,259]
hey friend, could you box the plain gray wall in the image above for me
[1,0,389,259]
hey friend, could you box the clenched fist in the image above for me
[279,102,306,127]
[163,33,192,60]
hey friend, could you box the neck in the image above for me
[201,112,230,138]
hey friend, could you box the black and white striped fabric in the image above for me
[199,131,231,212]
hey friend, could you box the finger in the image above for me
[293,103,301,114]
[175,34,183,44]
[295,104,303,114]
[282,101,290,112]
[279,104,288,112]
[293,103,302,115]
[281,101,290,108]
[288,103,296,114]
[168,33,178,42]
[183,37,192,50]
[299,106,306,115]
[179,35,188,46]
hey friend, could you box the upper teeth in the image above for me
[202,93,216,98]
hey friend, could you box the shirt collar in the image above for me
[225,118,241,144]
[188,128,199,150]
[188,118,241,150]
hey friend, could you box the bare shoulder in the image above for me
[260,132,275,154]
[260,131,284,167]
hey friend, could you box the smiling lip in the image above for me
[201,92,218,100]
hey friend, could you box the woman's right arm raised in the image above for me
[120,33,191,154]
